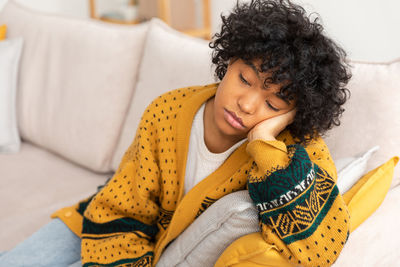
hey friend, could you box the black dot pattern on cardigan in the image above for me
[81,86,210,265]
[84,86,214,227]
[81,234,153,264]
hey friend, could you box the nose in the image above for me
[238,91,259,115]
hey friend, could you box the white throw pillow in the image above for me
[335,145,380,193]
[0,37,23,154]
[156,190,259,267]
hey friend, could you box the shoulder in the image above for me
[278,129,331,156]
[137,83,218,136]
[142,83,218,119]
[302,132,332,160]
[278,129,335,176]
[300,132,336,180]
[155,83,218,106]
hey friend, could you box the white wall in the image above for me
[1,0,399,62]
[0,0,128,18]
[211,0,400,62]
[301,0,400,62]
[0,0,88,18]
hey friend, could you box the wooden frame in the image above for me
[89,0,138,24]
[89,0,211,39]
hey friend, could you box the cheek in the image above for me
[214,98,226,126]
[214,86,231,113]
[215,84,229,101]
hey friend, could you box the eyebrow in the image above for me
[244,60,261,80]
[244,60,291,106]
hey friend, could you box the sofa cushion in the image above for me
[324,59,400,188]
[334,183,400,266]
[0,37,23,153]
[0,0,148,172]
[111,18,215,171]
[0,141,110,251]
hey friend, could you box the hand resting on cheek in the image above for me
[247,108,297,142]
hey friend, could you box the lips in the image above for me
[224,108,246,129]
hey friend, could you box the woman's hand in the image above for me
[247,108,297,142]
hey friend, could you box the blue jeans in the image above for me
[0,219,82,267]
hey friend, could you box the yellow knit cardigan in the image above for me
[52,83,350,267]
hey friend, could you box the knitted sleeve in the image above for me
[79,105,161,267]
[246,136,350,267]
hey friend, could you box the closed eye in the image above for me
[266,101,280,112]
[239,73,250,86]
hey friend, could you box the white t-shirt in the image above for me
[183,103,247,195]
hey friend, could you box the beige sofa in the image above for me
[1,0,400,265]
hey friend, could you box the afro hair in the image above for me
[209,0,352,146]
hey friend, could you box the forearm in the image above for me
[246,139,350,266]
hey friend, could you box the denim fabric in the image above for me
[0,219,81,267]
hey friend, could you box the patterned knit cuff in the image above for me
[247,144,314,214]
[246,139,290,174]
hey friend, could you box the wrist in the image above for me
[248,131,276,142]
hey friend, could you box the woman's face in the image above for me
[212,58,297,140]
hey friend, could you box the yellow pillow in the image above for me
[214,233,293,267]
[343,156,399,232]
[215,156,399,267]
[0,24,7,40]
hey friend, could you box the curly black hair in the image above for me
[209,0,352,146]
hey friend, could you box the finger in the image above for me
[283,108,296,117]
[289,107,297,114]
[286,108,297,123]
